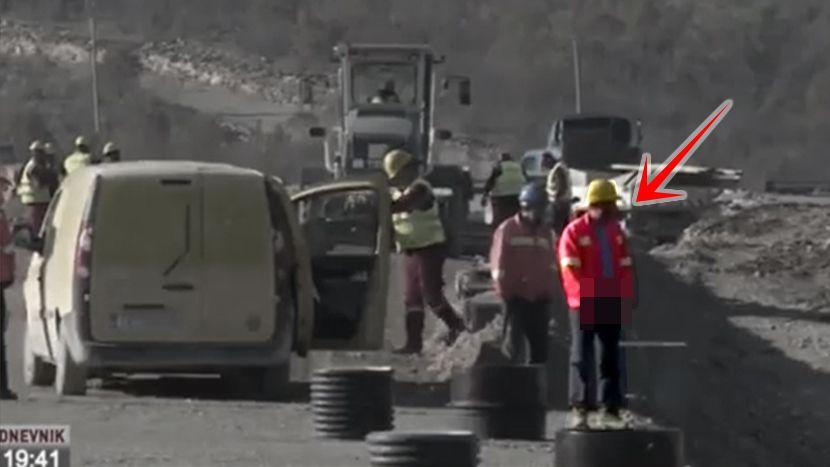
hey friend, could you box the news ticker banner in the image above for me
[0,425,71,467]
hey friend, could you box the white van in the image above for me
[15,161,390,397]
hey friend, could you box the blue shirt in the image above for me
[595,222,615,278]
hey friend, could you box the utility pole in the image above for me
[571,37,582,114]
[85,0,101,134]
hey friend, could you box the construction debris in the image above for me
[138,39,331,105]
[652,190,830,313]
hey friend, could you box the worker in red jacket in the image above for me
[0,175,17,400]
[558,179,634,430]
[490,182,557,364]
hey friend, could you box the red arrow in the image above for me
[633,99,734,206]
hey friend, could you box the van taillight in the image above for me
[75,225,93,280]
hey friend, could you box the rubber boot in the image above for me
[0,336,17,400]
[434,304,466,347]
[394,312,424,355]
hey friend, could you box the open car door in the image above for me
[291,175,390,350]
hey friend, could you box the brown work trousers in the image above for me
[403,243,462,329]
[490,195,520,230]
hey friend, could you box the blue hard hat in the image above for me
[519,182,547,207]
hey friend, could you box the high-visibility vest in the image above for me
[63,151,92,175]
[546,162,572,202]
[16,160,51,205]
[491,160,525,197]
[391,179,446,251]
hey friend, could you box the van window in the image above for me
[298,189,378,257]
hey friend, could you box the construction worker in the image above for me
[482,153,526,230]
[546,161,573,236]
[559,179,635,430]
[42,142,65,185]
[1,175,18,400]
[101,141,121,163]
[540,151,556,173]
[376,80,400,104]
[489,181,557,364]
[63,135,93,175]
[16,141,55,232]
[384,149,466,354]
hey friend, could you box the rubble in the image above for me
[138,39,332,105]
[653,191,830,313]
[0,18,101,64]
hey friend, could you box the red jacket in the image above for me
[557,213,634,311]
[0,208,14,285]
[489,214,558,301]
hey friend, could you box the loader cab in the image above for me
[547,115,643,170]
[309,43,465,179]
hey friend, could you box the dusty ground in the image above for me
[3,241,830,466]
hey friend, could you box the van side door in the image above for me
[290,175,391,350]
[25,189,66,359]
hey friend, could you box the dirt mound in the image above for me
[653,190,830,313]
[0,18,99,64]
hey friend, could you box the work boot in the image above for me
[434,305,465,347]
[394,312,424,355]
[0,343,15,400]
[0,387,17,400]
[598,407,629,430]
[567,407,589,430]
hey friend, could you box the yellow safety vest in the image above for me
[16,160,51,205]
[491,160,525,197]
[391,179,446,251]
[63,151,92,175]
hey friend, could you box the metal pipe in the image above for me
[571,37,582,114]
[86,0,100,134]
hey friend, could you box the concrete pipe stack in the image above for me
[366,430,480,467]
[310,366,394,440]
[448,364,547,440]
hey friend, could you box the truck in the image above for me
[520,115,742,243]
[303,43,475,256]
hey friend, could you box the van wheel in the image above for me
[23,334,55,387]
[54,338,87,396]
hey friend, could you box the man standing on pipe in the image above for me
[559,179,635,430]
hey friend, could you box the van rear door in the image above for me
[90,174,203,342]
[199,171,275,343]
[291,176,390,350]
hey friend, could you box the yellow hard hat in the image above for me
[383,149,414,179]
[29,140,45,152]
[586,179,620,205]
[74,135,88,147]
[102,141,118,155]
